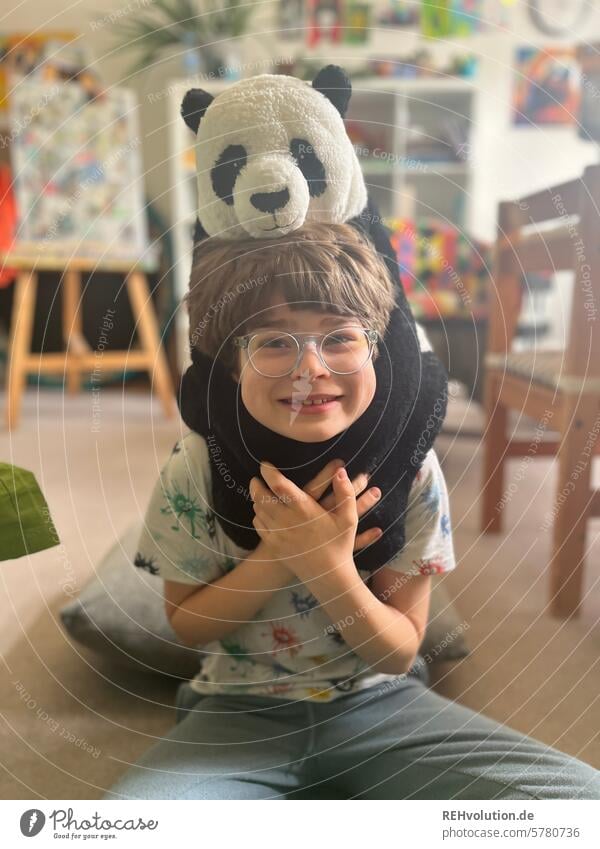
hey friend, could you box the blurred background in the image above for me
[0,0,599,800]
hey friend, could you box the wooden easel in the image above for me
[2,251,177,428]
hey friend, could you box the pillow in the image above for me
[60,523,203,679]
[60,523,468,679]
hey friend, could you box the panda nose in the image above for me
[250,188,290,213]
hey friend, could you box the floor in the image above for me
[0,387,599,799]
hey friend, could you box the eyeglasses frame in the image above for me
[233,326,379,377]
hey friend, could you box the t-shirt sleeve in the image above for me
[383,449,456,576]
[133,435,228,586]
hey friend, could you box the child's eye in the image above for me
[255,334,295,351]
[323,329,364,348]
[325,334,353,345]
[264,338,289,349]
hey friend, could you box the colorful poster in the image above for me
[389,217,490,319]
[9,81,148,259]
[0,33,97,112]
[378,1,419,28]
[306,0,343,46]
[343,2,371,44]
[421,0,453,37]
[512,47,579,126]
[421,0,484,38]
[450,0,484,36]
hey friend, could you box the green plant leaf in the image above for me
[107,0,259,73]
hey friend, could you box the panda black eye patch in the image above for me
[290,138,327,197]
[211,144,248,205]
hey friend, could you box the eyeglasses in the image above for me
[233,326,379,378]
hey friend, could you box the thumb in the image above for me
[332,467,358,527]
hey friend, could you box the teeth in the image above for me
[283,397,337,405]
[285,395,335,407]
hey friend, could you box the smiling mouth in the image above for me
[278,394,343,408]
[260,214,301,232]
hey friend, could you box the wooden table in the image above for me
[1,251,177,428]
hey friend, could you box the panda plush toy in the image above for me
[180,64,403,291]
[177,64,449,575]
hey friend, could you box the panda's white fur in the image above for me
[190,73,368,239]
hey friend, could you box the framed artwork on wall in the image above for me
[9,81,149,260]
[343,2,371,44]
[306,0,343,46]
[0,33,100,113]
[512,47,579,127]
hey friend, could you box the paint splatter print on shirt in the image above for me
[134,432,456,702]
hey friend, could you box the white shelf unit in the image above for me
[345,77,475,227]
[168,76,477,369]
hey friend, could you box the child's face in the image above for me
[234,297,377,443]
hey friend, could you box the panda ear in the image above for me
[181,89,215,134]
[312,65,352,118]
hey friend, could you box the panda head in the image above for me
[181,65,368,240]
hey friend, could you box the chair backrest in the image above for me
[490,164,600,380]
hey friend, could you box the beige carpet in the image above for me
[1,387,599,799]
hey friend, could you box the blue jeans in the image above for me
[104,659,600,800]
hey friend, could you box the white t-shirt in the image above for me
[134,432,456,703]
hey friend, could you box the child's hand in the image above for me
[301,459,382,552]
[250,461,360,581]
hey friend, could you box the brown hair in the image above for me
[185,221,396,373]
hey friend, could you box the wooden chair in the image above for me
[481,164,600,618]
[2,251,177,428]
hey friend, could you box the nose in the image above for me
[290,341,330,380]
[250,188,290,213]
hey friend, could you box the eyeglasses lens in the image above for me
[247,328,371,377]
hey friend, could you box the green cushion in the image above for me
[0,463,59,561]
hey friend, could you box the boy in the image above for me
[107,223,600,800]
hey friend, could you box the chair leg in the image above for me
[6,271,37,430]
[126,271,176,419]
[548,397,598,619]
[481,375,507,533]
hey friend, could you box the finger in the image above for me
[332,467,358,526]
[252,510,273,533]
[352,471,371,498]
[354,527,383,552]
[356,486,381,519]
[249,476,281,520]
[250,475,272,504]
[252,516,269,544]
[259,461,308,511]
[321,472,370,512]
[303,459,344,502]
